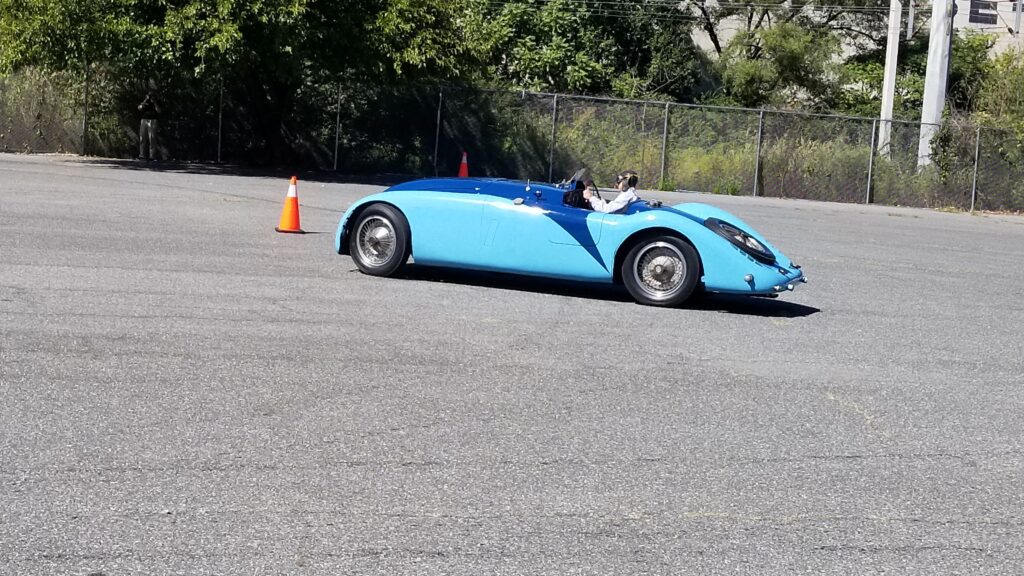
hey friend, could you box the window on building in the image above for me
[969,0,998,24]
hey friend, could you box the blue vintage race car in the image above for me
[335,172,806,306]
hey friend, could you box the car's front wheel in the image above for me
[349,204,410,276]
[621,237,700,306]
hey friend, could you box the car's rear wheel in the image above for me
[621,237,700,306]
[349,204,410,276]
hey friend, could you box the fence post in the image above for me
[639,103,648,180]
[81,61,89,156]
[659,103,670,189]
[970,126,981,212]
[548,94,559,182]
[866,118,877,204]
[217,80,224,163]
[333,83,342,171]
[433,88,443,177]
[752,109,765,197]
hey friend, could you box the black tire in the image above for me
[620,236,700,306]
[348,204,410,277]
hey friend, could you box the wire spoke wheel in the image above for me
[348,204,410,277]
[621,237,700,307]
[632,242,686,300]
[356,216,396,266]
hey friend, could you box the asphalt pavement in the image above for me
[1,154,1022,575]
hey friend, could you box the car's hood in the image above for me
[669,202,754,225]
[625,201,752,226]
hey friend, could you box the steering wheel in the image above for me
[565,167,602,201]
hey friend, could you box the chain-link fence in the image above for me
[549,96,669,187]
[666,105,760,197]
[0,68,83,154]
[976,127,1024,211]
[438,88,553,179]
[2,71,1022,212]
[760,111,875,203]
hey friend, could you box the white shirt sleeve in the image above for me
[589,187,639,213]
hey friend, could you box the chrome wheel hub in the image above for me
[633,242,686,300]
[356,216,396,266]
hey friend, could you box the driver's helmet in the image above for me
[616,170,639,188]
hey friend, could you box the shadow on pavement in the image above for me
[689,292,820,318]
[397,265,634,303]
[396,265,820,317]
[72,157,413,186]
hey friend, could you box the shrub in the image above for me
[760,138,871,203]
[664,144,754,195]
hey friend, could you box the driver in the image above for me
[585,170,640,214]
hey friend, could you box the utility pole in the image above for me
[878,0,902,159]
[1016,0,1022,36]
[907,1,915,38]
[917,0,954,168]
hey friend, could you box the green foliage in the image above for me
[0,0,1021,208]
[81,64,137,157]
[667,144,754,195]
[948,32,994,112]
[550,102,663,185]
[971,52,1024,211]
[871,158,973,210]
[633,15,718,102]
[718,23,840,108]
[465,0,614,93]
[836,30,995,119]
[719,55,777,107]
[833,60,885,117]
[0,67,83,153]
[374,0,472,79]
[976,49,1024,137]
[0,0,451,163]
[466,0,713,100]
[435,88,552,179]
[0,0,139,72]
[761,138,872,202]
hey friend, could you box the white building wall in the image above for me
[689,1,1024,57]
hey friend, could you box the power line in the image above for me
[701,2,891,12]
[485,0,899,14]
[484,1,701,21]
[489,0,890,7]
[482,0,918,41]
[484,0,899,22]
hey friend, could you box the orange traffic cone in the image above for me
[275,176,305,234]
[458,151,469,177]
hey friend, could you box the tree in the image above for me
[464,0,614,93]
[716,22,840,108]
[463,0,714,100]
[374,0,475,80]
[0,0,140,74]
[686,0,887,58]
[604,1,717,101]
[683,0,901,107]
